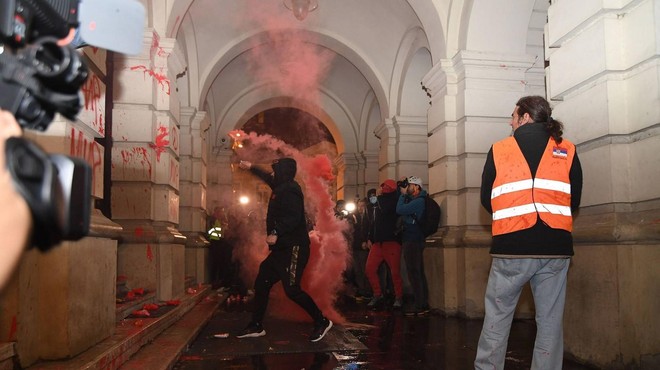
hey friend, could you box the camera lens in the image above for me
[28,39,88,92]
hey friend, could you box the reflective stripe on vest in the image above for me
[491,136,575,235]
[207,220,222,240]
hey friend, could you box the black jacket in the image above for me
[367,191,400,243]
[351,210,369,250]
[480,122,583,256]
[250,158,310,250]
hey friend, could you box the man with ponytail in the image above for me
[475,96,583,370]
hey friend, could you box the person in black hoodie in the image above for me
[236,158,333,343]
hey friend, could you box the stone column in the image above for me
[179,107,210,285]
[547,1,660,368]
[374,116,428,181]
[206,149,233,209]
[333,155,346,200]
[362,151,380,191]
[422,51,541,317]
[337,153,361,201]
[112,30,186,301]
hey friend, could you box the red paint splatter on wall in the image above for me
[146,244,154,262]
[150,31,167,58]
[69,127,103,193]
[120,147,153,178]
[135,227,144,238]
[149,126,170,161]
[131,65,171,95]
[81,74,105,134]
[7,316,17,341]
[171,125,179,152]
[169,157,179,185]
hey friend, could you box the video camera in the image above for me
[0,0,144,251]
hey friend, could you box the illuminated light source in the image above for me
[283,0,318,21]
[228,129,247,150]
[239,196,249,205]
[344,202,356,213]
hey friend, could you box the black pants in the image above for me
[252,244,324,324]
[209,239,233,287]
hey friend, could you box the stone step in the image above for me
[26,286,218,370]
[115,292,157,322]
[120,292,221,369]
[0,343,15,370]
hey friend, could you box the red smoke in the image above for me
[242,0,334,105]
[230,130,350,324]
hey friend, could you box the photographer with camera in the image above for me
[396,176,430,316]
[0,110,31,289]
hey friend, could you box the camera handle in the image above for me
[5,136,91,251]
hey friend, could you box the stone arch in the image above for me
[389,27,432,117]
[358,91,381,153]
[212,82,357,155]
[196,29,390,122]
[464,1,539,55]
[405,0,448,61]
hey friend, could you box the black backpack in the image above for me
[419,196,441,237]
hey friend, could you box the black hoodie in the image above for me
[250,158,310,250]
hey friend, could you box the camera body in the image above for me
[397,178,409,188]
[0,0,91,251]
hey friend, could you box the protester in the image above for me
[351,199,371,299]
[475,96,583,369]
[207,206,234,290]
[366,188,394,303]
[365,180,404,310]
[237,158,333,342]
[396,176,430,316]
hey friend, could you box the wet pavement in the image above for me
[173,295,595,370]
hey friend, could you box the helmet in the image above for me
[407,176,423,188]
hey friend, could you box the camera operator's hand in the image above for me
[239,160,252,170]
[0,110,32,290]
[266,233,278,246]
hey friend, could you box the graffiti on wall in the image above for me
[69,127,103,197]
[80,74,106,136]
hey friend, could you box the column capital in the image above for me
[374,118,395,140]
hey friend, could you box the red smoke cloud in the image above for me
[242,0,334,105]
[230,130,349,324]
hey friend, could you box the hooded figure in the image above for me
[271,157,297,187]
[247,157,310,250]
[237,157,333,342]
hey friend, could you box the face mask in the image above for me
[369,196,377,204]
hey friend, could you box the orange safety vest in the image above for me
[491,136,575,236]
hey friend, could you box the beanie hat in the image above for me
[380,179,397,193]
